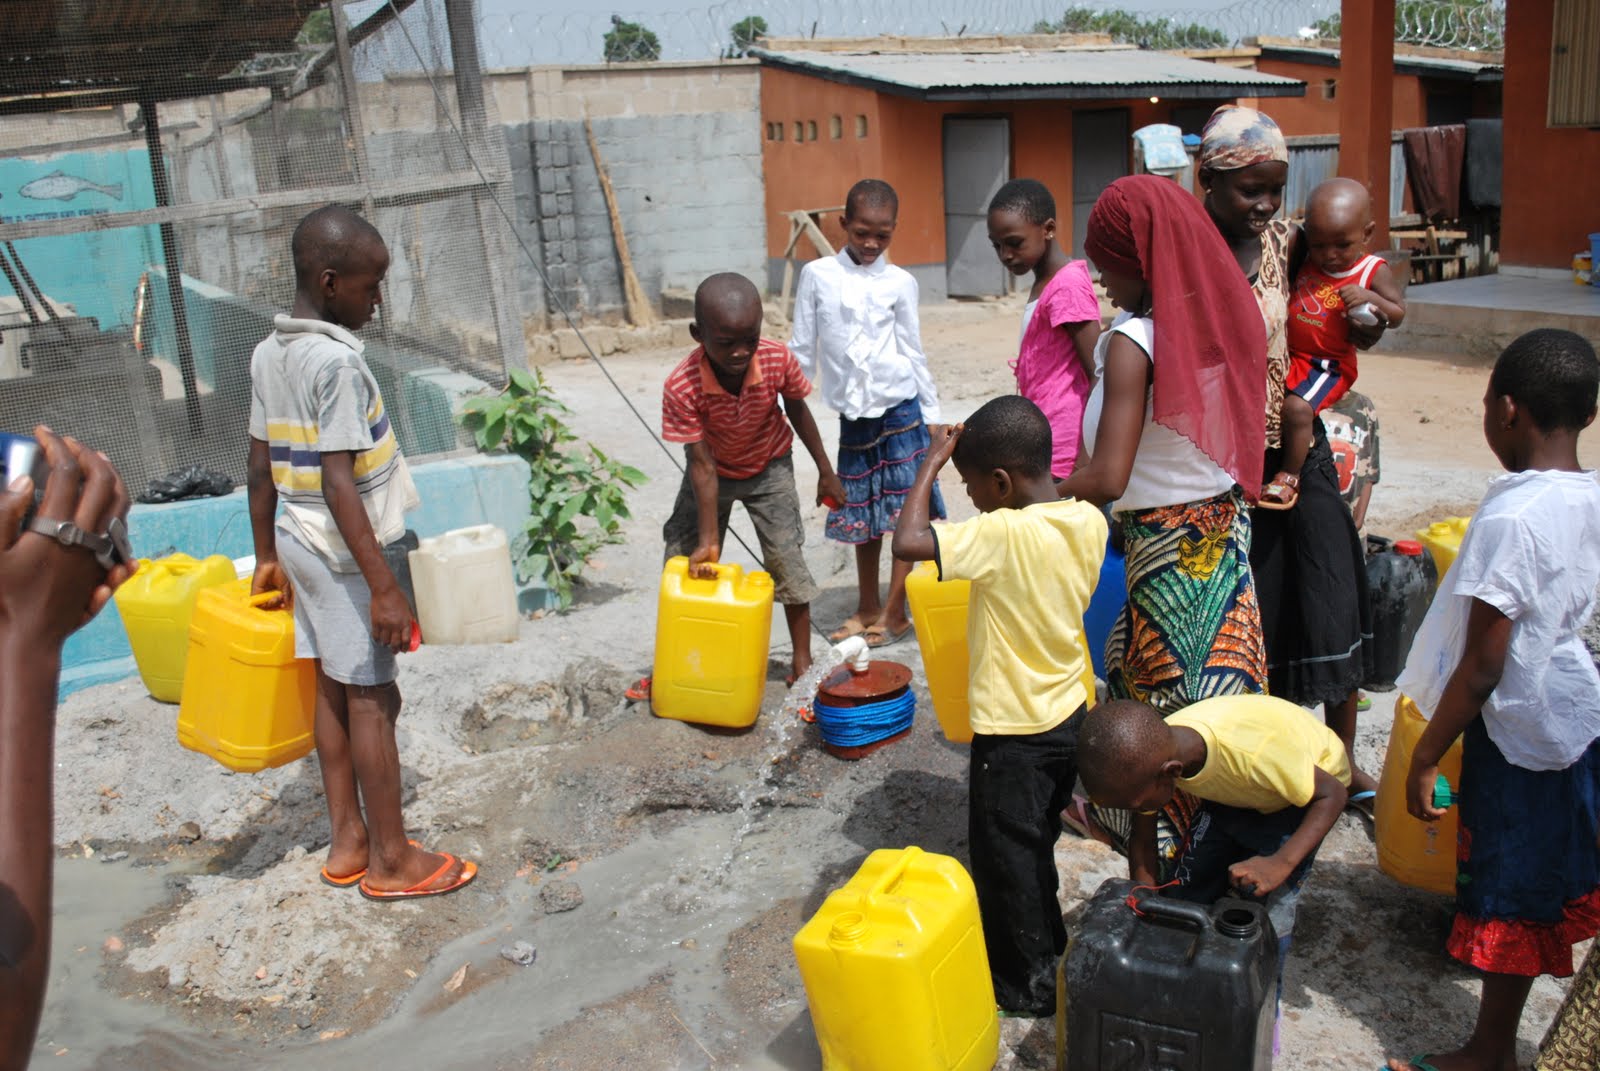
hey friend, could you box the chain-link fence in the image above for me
[0,0,524,499]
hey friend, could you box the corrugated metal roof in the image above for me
[752,47,1306,101]
[1257,43,1502,79]
[1,0,318,110]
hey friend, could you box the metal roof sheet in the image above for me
[753,47,1306,101]
[1257,43,1502,79]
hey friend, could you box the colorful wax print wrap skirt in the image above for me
[1096,488,1269,872]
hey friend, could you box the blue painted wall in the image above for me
[0,149,161,330]
[61,453,534,698]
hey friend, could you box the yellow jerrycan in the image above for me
[1415,516,1471,588]
[177,578,316,772]
[114,553,237,702]
[906,560,1097,743]
[794,846,999,1071]
[905,561,974,742]
[1375,694,1464,895]
[651,557,773,728]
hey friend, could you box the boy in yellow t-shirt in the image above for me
[893,395,1106,1017]
[1077,694,1351,980]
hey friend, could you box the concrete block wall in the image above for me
[492,61,767,326]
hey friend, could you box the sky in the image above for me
[450,0,1338,68]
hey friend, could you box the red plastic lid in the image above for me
[1394,540,1425,556]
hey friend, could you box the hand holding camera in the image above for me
[0,425,137,642]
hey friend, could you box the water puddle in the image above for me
[34,858,195,1069]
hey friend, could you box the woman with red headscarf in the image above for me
[1198,105,1382,811]
[1057,173,1270,879]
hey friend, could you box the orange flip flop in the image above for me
[320,865,367,889]
[625,677,652,702]
[321,839,423,890]
[359,853,479,902]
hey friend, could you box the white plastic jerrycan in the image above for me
[408,524,520,645]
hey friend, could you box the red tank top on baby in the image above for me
[1287,253,1385,372]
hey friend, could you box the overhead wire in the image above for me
[378,1,840,645]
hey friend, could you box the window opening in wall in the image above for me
[830,114,842,139]
[766,122,780,141]
[1322,78,1338,101]
[794,120,804,141]
[806,120,817,141]
[855,114,868,138]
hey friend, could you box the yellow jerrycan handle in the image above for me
[138,555,196,578]
[247,590,289,610]
[864,845,923,901]
[679,559,739,588]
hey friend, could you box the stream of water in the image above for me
[712,644,847,883]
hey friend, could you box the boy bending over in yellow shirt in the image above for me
[1078,695,1351,1041]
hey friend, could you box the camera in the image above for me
[0,432,48,525]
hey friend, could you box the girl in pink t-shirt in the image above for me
[988,179,1104,478]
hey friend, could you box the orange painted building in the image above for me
[1501,0,1600,269]
[754,45,1304,299]
[1240,45,1501,138]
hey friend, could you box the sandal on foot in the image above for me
[1257,472,1301,511]
[864,621,912,649]
[321,839,423,889]
[1357,692,1373,713]
[784,673,816,722]
[828,615,869,643]
[359,853,478,902]
[1347,789,1377,821]
[624,677,651,702]
[320,865,366,888]
[1383,1056,1443,1071]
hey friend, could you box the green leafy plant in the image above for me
[460,369,646,610]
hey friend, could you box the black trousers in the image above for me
[969,708,1083,1016]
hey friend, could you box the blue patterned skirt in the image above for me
[826,397,945,544]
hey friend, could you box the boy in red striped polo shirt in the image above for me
[661,273,845,680]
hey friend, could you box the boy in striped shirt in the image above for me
[661,273,844,681]
[247,205,476,901]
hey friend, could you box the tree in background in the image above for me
[604,15,662,63]
[1034,6,1227,49]
[727,15,768,58]
[1311,0,1504,49]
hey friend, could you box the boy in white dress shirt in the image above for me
[790,179,945,648]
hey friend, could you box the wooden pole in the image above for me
[584,116,655,326]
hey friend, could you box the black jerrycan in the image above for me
[1363,535,1438,690]
[382,529,421,614]
[1057,878,1277,1070]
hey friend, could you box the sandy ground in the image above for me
[34,297,1600,1070]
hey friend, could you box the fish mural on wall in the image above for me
[19,171,123,203]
